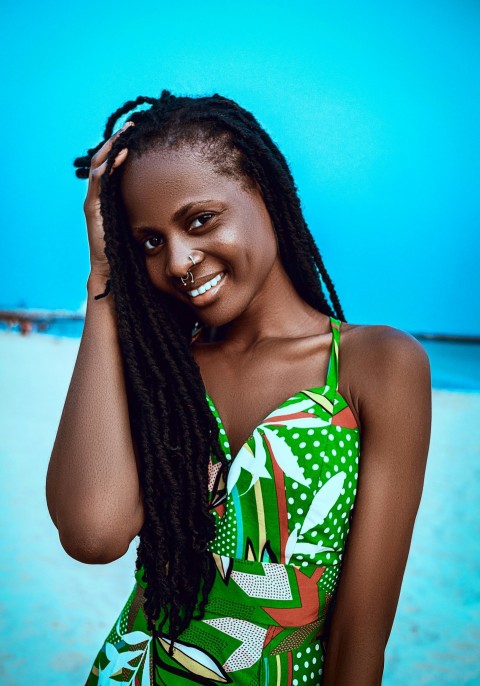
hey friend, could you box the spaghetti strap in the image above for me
[324,315,341,403]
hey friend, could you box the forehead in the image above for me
[120,146,244,223]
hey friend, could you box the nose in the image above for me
[164,239,200,282]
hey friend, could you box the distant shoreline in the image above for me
[0,309,84,336]
[1,308,479,342]
[1,320,479,392]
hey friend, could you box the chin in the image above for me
[193,307,237,337]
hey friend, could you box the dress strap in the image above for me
[190,321,203,345]
[324,316,342,403]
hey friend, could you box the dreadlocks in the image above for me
[73,90,345,666]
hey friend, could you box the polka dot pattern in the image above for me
[208,392,359,584]
[203,321,359,683]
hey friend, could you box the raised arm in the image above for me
[46,122,145,564]
[322,327,432,685]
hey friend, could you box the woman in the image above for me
[46,91,432,685]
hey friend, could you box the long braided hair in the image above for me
[73,90,345,665]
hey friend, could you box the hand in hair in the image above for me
[83,121,135,278]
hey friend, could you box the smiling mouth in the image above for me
[187,272,225,299]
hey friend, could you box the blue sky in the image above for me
[1,0,479,334]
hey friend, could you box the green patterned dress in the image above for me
[85,316,360,685]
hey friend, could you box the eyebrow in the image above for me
[132,199,217,235]
[172,199,216,223]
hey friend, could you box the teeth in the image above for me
[188,272,224,298]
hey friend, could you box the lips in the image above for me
[177,271,224,294]
[187,272,225,298]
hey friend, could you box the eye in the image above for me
[190,213,214,230]
[142,235,163,252]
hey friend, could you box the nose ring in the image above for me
[180,255,196,286]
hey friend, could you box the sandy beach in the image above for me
[1,331,479,685]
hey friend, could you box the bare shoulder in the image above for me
[339,320,431,431]
[342,320,430,367]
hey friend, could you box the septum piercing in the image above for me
[180,255,196,286]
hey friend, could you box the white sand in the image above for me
[1,332,479,685]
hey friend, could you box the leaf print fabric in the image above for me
[84,316,360,685]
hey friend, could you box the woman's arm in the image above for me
[322,327,432,686]
[46,276,145,564]
[46,121,144,564]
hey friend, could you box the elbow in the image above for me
[58,524,132,564]
[50,489,144,564]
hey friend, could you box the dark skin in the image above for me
[121,144,432,685]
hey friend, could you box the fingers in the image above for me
[89,148,129,186]
[109,147,129,176]
[83,121,134,230]
[90,121,134,172]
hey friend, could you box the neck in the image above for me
[214,261,331,353]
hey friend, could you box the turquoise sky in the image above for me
[2,0,479,335]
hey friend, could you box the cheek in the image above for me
[243,220,278,269]
[143,257,167,289]
[226,208,276,257]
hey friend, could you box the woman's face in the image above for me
[120,144,279,328]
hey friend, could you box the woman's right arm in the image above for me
[46,122,144,564]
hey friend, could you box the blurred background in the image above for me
[1,0,479,684]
